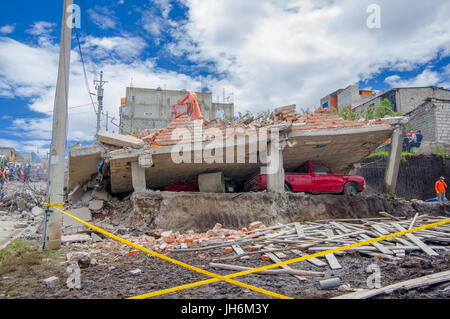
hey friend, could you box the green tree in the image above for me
[364,98,403,120]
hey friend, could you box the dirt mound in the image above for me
[129,191,450,232]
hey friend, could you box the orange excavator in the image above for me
[170,92,204,122]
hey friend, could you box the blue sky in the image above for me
[0,0,449,158]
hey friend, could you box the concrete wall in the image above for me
[212,102,234,121]
[357,155,449,200]
[406,98,450,154]
[435,99,450,153]
[129,190,447,232]
[121,87,234,133]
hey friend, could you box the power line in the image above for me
[74,26,97,115]
[0,103,97,119]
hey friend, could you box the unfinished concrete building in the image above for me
[353,86,450,114]
[320,85,377,111]
[119,87,234,134]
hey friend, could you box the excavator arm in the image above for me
[170,92,204,122]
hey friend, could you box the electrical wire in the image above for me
[74,26,97,114]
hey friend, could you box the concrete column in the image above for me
[384,125,404,194]
[131,161,146,192]
[265,138,285,193]
[45,0,73,250]
[198,172,225,193]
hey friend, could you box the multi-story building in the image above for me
[0,147,17,163]
[18,152,42,164]
[119,87,234,134]
[320,85,377,111]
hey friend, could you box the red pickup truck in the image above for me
[244,161,364,195]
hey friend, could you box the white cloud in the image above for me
[83,36,148,60]
[168,0,450,113]
[0,25,15,34]
[384,69,445,88]
[88,7,118,30]
[26,21,56,36]
[0,33,202,146]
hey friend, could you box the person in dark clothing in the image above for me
[407,130,423,152]
[24,165,31,183]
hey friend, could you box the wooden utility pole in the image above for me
[44,0,73,250]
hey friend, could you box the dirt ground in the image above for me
[0,181,449,300]
[1,235,449,299]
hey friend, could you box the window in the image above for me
[296,162,309,173]
[312,163,332,175]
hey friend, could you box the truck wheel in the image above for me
[344,183,358,195]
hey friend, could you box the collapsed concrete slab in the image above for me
[68,143,105,193]
[69,106,405,195]
[96,131,145,148]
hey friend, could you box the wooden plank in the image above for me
[265,252,306,281]
[359,234,393,255]
[232,244,246,255]
[330,222,352,233]
[324,253,342,269]
[394,242,405,257]
[307,246,446,252]
[274,251,287,259]
[378,211,401,221]
[371,223,421,248]
[332,270,450,299]
[408,213,419,230]
[371,224,389,235]
[209,263,325,277]
[392,223,439,256]
[291,249,327,267]
[294,222,305,238]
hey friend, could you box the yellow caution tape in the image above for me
[47,204,292,299]
[131,217,450,299]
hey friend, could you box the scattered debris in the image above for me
[130,269,142,276]
[43,276,59,288]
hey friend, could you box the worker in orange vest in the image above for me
[435,176,447,204]
[0,165,7,186]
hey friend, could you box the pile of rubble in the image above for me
[126,105,390,148]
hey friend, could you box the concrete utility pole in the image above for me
[94,71,108,133]
[45,0,73,250]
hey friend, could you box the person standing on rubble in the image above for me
[24,164,31,183]
[435,176,447,204]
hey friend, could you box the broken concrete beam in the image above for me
[92,189,110,201]
[198,172,225,193]
[96,131,144,149]
[61,234,92,244]
[63,207,92,229]
[88,199,104,211]
[131,161,146,192]
[68,183,87,204]
[43,276,59,288]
